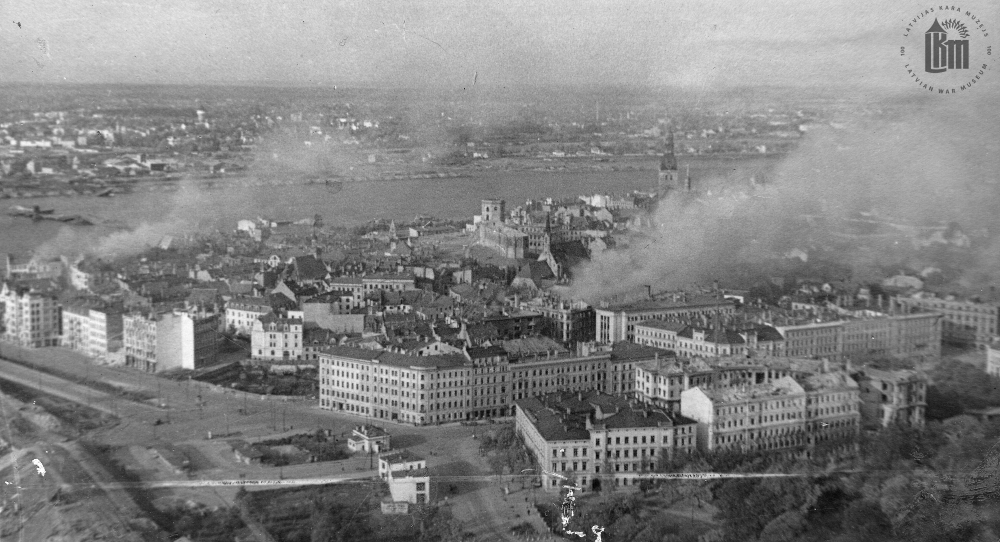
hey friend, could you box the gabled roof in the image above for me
[292,255,329,281]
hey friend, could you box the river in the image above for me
[0,155,780,257]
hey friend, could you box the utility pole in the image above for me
[282,405,287,432]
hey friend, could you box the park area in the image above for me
[166,362,318,397]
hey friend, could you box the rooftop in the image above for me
[516,390,696,442]
[699,375,806,403]
[353,424,389,438]
[380,449,424,464]
[321,345,468,369]
[600,294,734,313]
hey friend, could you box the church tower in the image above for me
[657,128,678,196]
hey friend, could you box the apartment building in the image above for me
[251,310,304,362]
[60,301,123,359]
[681,377,809,454]
[634,356,817,412]
[318,341,667,425]
[854,368,927,429]
[515,390,697,492]
[894,293,999,348]
[123,310,219,372]
[224,296,272,336]
[362,273,416,293]
[528,298,596,344]
[634,321,787,358]
[772,311,941,361]
[0,280,62,348]
[595,295,736,344]
[318,345,471,425]
[679,370,862,457]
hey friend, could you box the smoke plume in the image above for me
[570,89,1000,301]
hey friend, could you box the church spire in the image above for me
[659,128,677,172]
[657,123,678,196]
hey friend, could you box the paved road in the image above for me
[0,350,564,540]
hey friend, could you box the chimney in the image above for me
[646,285,652,299]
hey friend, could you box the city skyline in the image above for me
[3,0,992,90]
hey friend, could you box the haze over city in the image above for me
[0,1,998,541]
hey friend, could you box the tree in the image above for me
[840,500,892,542]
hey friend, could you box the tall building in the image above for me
[60,300,123,360]
[0,280,61,348]
[123,310,219,372]
[87,305,123,359]
[515,390,697,492]
[657,129,678,196]
[481,199,506,224]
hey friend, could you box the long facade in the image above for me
[893,294,998,348]
[318,342,662,425]
[595,296,737,344]
[515,390,697,492]
[680,372,861,458]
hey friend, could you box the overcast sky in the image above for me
[0,0,995,89]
